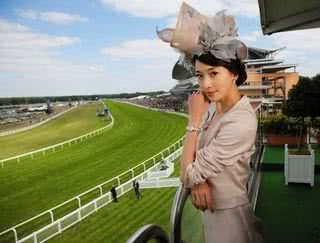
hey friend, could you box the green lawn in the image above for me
[263,144,320,165]
[255,171,320,243]
[0,102,107,159]
[0,100,187,236]
[50,187,177,243]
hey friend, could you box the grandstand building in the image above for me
[169,47,299,109]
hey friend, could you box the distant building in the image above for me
[169,47,299,111]
[241,47,299,108]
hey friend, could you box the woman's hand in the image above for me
[191,181,214,213]
[188,90,210,127]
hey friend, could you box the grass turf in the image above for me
[0,100,187,237]
[49,167,205,243]
[0,102,107,160]
[255,171,320,243]
[263,144,320,165]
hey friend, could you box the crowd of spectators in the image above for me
[122,95,187,113]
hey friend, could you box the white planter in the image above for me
[284,144,315,186]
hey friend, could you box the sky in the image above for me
[1,0,320,97]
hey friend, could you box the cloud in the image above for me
[241,30,264,43]
[0,19,109,97]
[100,0,259,18]
[271,28,320,53]
[16,9,88,24]
[102,39,177,59]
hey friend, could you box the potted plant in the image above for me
[261,114,306,146]
[282,76,318,186]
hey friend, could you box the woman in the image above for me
[157,3,266,243]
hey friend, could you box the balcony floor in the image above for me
[255,145,320,243]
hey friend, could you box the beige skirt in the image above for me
[202,202,266,243]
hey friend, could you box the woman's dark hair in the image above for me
[192,52,247,86]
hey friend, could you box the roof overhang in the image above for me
[258,0,320,35]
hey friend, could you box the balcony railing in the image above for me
[127,105,265,243]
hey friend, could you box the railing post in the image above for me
[76,197,81,208]
[98,186,103,196]
[116,177,121,186]
[12,228,18,243]
[58,221,62,233]
[49,210,54,222]
[17,157,20,163]
[130,169,134,178]
[31,153,34,159]
[33,233,38,243]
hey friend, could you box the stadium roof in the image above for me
[258,0,320,34]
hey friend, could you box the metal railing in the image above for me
[127,103,265,243]
[127,224,169,243]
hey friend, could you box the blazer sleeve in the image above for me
[183,110,257,188]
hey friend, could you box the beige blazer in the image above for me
[183,95,257,209]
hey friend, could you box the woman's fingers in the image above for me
[191,188,199,209]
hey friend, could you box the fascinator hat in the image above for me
[157,2,248,81]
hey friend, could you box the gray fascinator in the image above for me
[157,2,248,81]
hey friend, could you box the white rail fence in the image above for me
[0,137,185,243]
[0,104,114,168]
[139,177,181,189]
[0,106,77,137]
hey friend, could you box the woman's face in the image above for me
[195,60,238,102]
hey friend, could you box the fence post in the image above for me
[116,177,120,186]
[31,153,34,159]
[58,221,62,233]
[98,186,103,196]
[33,233,38,243]
[130,169,134,178]
[9,228,18,243]
[49,210,54,222]
[76,197,81,208]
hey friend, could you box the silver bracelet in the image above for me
[186,124,201,133]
